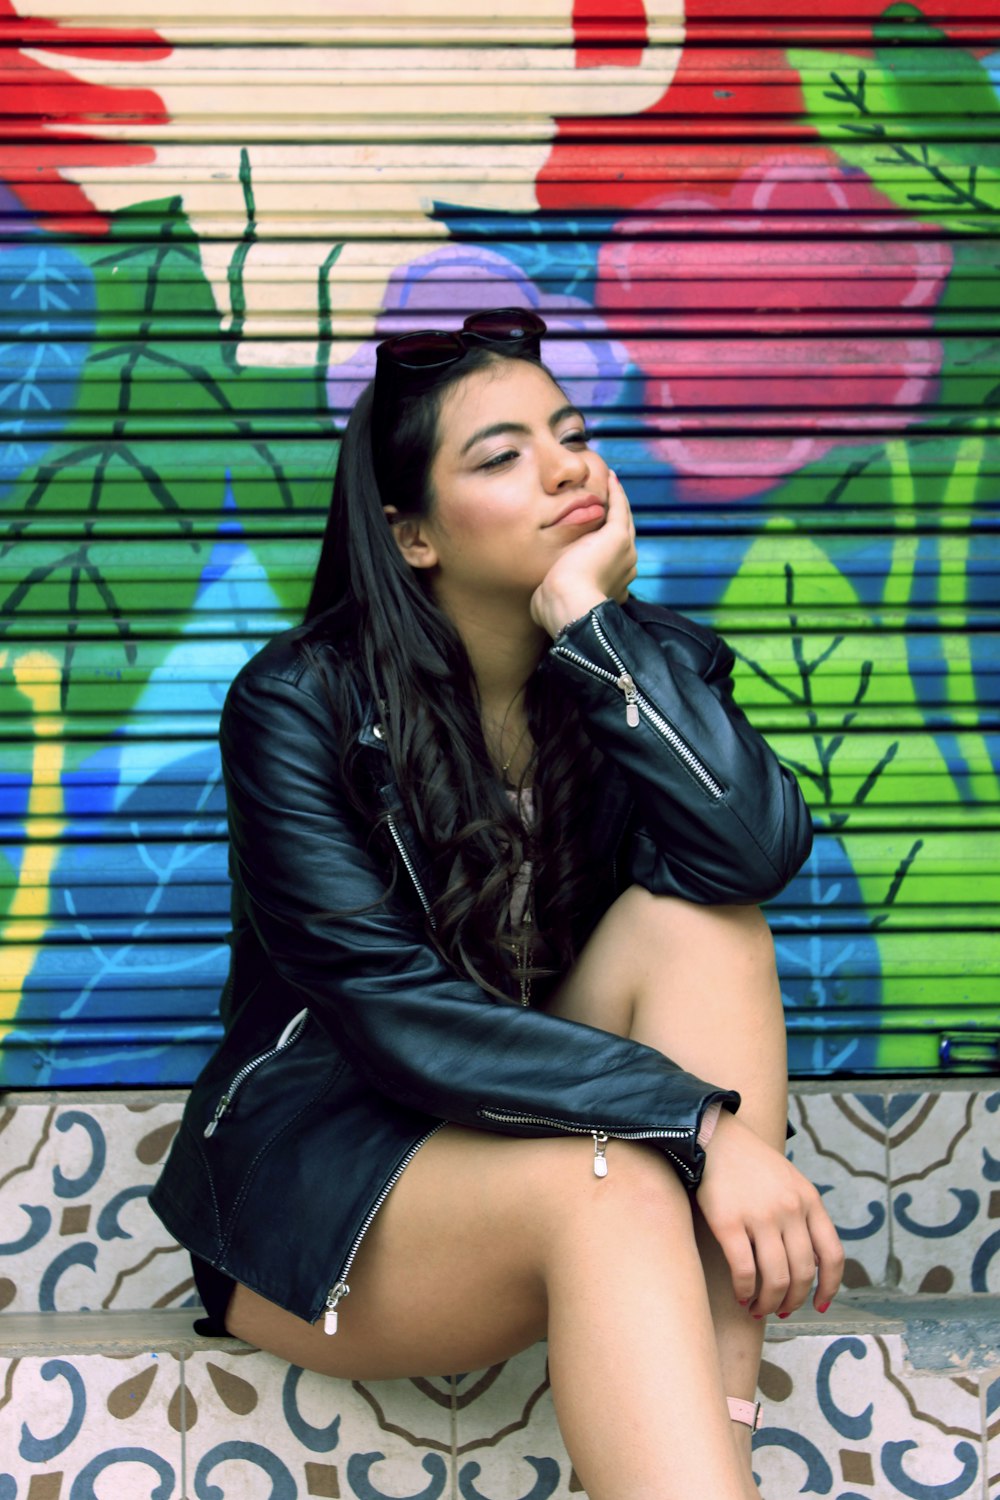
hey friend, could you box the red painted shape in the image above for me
[0,1,170,233]
[573,0,647,68]
[595,152,951,500]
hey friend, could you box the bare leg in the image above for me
[542,888,790,1473]
[227,1127,759,1500]
[224,888,785,1499]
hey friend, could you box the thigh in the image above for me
[225,1123,655,1380]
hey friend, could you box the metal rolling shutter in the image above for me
[0,0,997,1085]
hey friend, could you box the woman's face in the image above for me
[403,359,611,603]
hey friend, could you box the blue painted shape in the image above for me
[880,1439,978,1499]
[53,1111,107,1198]
[775,833,880,1076]
[39,1243,98,1311]
[750,1429,833,1493]
[458,1457,560,1500]
[97,1185,151,1241]
[982,1146,1000,1182]
[0,1204,50,1255]
[0,1475,16,1500]
[835,1201,886,1241]
[19,1359,86,1462]
[817,1338,874,1440]
[347,1452,448,1500]
[971,1228,1000,1291]
[986,1093,1000,1113]
[193,1441,295,1500]
[70,1448,175,1500]
[0,242,94,499]
[986,1374,1000,1416]
[893,1190,979,1239]
[281,1364,340,1452]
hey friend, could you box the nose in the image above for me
[541,432,590,490]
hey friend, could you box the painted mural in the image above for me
[0,0,997,1085]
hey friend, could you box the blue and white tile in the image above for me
[183,1347,456,1499]
[887,1089,1000,1294]
[0,1351,181,1498]
[786,1091,890,1289]
[452,1342,581,1500]
[756,1330,985,1499]
[0,1099,191,1315]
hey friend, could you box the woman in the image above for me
[151,308,843,1500]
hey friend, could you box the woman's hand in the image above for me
[695,1107,844,1319]
[530,469,638,638]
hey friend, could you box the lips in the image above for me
[548,495,607,527]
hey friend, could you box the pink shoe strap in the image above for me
[727,1397,763,1431]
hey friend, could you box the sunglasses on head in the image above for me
[375,308,547,380]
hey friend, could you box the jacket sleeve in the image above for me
[219,662,739,1188]
[542,597,813,903]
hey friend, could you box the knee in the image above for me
[618,886,775,956]
[523,1136,693,1263]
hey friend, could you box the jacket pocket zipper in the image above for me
[386,812,437,930]
[323,1121,448,1334]
[476,1107,698,1183]
[203,1007,309,1138]
[552,613,726,801]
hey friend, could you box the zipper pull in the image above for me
[592,1131,609,1177]
[203,1092,232,1139]
[324,1281,350,1335]
[616,674,640,728]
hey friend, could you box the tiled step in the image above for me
[2,1083,999,1317]
[1,1297,998,1500]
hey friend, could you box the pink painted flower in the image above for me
[596,155,952,500]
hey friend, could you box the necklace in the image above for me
[500,721,530,778]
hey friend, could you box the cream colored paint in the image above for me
[42,11,681,365]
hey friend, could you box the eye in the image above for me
[479,448,518,471]
[562,428,589,447]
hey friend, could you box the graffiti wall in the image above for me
[0,0,997,1085]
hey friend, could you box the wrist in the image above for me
[538,588,609,640]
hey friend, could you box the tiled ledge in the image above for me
[1,1081,998,1322]
[1,1298,998,1500]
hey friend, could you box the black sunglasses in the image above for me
[375,308,547,382]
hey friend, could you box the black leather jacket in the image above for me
[150,595,812,1330]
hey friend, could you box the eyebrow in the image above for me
[458,404,585,458]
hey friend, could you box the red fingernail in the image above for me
[752,1314,764,1321]
[816,1302,830,1314]
[777,1312,790,1320]
[738,1298,751,1306]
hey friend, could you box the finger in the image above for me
[809,1203,846,1311]
[714,1221,757,1306]
[774,1221,820,1319]
[746,1228,791,1318]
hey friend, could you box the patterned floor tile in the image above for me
[184,1346,456,1500]
[985,1373,999,1499]
[0,1100,191,1315]
[887,1089,1000,1294]
[787,1092,890,1290]
[0,1351,182,1498]
[452,1342,581,1500]
[756,1330,986,1499]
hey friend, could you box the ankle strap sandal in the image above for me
[727,1397,763,1431]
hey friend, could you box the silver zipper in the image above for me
[552,614,726,800]
[323,1121,447,1334]
[203,1007,309,1138]
[386,812,436,930]
[477,1108,697,1181]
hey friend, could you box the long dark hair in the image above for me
[305,346,607,1001]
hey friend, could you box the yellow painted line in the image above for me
[0,652,66,1052]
